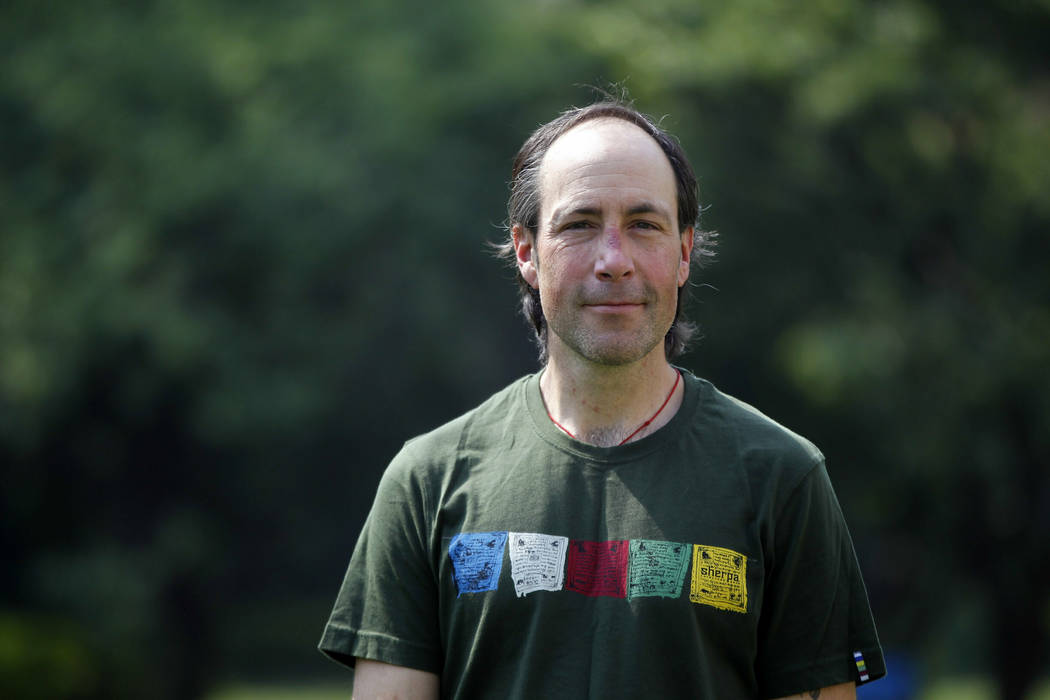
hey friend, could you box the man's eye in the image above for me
[564,221,593,230]
[634,221,659,230]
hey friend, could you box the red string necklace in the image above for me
[546,370,681,446]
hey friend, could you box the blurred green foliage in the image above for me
[0,612,100,699]
[2,0,1048,698]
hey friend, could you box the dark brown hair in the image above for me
[495,98,716,364]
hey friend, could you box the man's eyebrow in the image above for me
[548,205,601,222]
[548,203,672,223]
[626,202,672,219]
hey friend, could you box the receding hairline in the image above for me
[538,116,670,168]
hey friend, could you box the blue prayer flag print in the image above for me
[449,531,508,596]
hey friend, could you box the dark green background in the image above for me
[3,1,1048,698]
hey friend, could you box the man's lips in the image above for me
[584,301,644,311]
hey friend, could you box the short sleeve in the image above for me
[755,461,886,698]
[318,449,444,674]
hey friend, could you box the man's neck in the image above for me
[539,348,683,447]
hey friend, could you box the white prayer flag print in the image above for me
[508,532,568,597]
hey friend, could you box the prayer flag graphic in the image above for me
[508,532,569,597]
[565,539,629,598]
[449,531,507,596]
[627,539,691,600]
[689,544,748,613]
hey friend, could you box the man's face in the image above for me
[513,118,692,367]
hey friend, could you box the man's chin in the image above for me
[555,332,665,368]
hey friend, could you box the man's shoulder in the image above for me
[687,373,824,479]
[394,373,535,468]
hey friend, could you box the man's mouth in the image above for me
[584,301,644,311]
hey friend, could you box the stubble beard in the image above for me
[544,286,673,368]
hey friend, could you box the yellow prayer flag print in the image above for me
[689,545,748,613]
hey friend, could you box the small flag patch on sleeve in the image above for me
[853,650,870,682]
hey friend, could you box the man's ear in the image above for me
[677,227,693,287]
[512,224,539,289]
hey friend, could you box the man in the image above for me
[320,99,886,699]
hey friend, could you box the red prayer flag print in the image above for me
[565,539,628,598]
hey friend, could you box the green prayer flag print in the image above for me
[627,539,691,601]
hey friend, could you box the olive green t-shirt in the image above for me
[320,370,885,698]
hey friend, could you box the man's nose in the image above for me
[594,228,634,281]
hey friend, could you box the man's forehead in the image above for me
[537,117,677,218]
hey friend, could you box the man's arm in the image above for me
[772,681,856,700]
[352,658,440,700]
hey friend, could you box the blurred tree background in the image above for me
[2,0,1048,698]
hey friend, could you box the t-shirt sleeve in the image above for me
[755,460,886,698]
[318,448,444,674]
